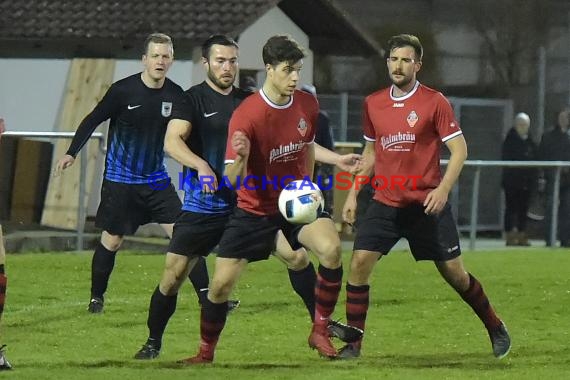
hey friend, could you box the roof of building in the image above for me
[0,0,381,58]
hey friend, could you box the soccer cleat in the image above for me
[134,341,161,360]
[87,297,104,313]
[327,320,363,343]
[308,326,337,359]
[489,321,511,359]
[177,350,213,365]
[338,343,361,360]
[0,345,12,370]
[227,299,240,313]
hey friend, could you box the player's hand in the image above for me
[342,194,358,225]
[197,163,218,194]
[336,153,363,174]
[423,186,448,215]
[54,154,75,177]
[231,131,250,158]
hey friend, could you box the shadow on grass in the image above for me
[27,346,568,371]
[49,359,304,370]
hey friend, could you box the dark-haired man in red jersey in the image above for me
[341,34,511,360]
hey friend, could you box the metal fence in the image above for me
[3,130,569,251]
[446,160,570,250]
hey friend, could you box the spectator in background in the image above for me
[301,84,335,214]
[501,112,538,246]
[538,106,570,247]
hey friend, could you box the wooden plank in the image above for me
[41,59,115,230]
[10,140,45,223]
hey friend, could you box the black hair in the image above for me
[386,34,423,61]
[201,34,239,59]
[262,35,305,66]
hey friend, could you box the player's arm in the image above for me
[342,141,375,224]
[423,134,467,215]
[165,118,217,192]
[224,131,250,187]
[55,87,117,175]
[314,143,362,174]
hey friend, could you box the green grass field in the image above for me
[3,248,569,379]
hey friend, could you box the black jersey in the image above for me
[181,82,252,213]
[67,73,191,184]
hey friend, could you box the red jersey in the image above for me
[363,81,462,207]
[225,89,318,215]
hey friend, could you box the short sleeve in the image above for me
[362,97,375,142]
[170,90,193,122]
[435,94,462,142]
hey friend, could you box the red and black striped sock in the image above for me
[459,273,501,330]
[346,282,369,348]
[199,298,228,359]
[314,264,342,330]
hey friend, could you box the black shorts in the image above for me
[95,179,182,235]
[354,200,461,261]
[168,211,230,257]
[217,208,331,263]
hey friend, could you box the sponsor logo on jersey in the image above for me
[269,140,306,163]
[450,121,457,128]
[297,118,308,137]
[161,102,172,117]
[380,132,416,151]
[393,103,404,108]
[407,110,418,128]
[204,112,218,118]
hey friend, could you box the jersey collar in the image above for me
[260,88,293,109]
[389,80,420,101]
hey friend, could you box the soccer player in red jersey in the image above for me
[341,34,511,359]
[0,119,12,370]
[179,35,346,364]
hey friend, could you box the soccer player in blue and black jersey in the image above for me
[134,35,363,360]
[56,33,197,314]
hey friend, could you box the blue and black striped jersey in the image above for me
[67,73,191,184]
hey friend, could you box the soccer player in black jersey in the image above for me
[134,35,363,360]
[55,33,203,314]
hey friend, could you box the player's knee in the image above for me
[314,239,341,267]
[101,232,123,251]
[288,249,310,270]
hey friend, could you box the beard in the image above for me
[390,72,413,88]
[207,69,234,90]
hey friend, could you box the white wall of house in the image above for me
[0,58,194,216]
[0,58,194,132]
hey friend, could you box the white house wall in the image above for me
[0,58,194,216]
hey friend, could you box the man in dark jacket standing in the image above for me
[538,107,570,247]
[501,112,538,246]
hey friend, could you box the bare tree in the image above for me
[470,0,550,87]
